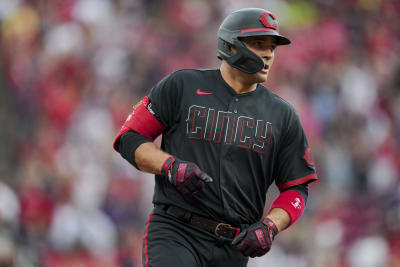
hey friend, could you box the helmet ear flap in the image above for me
[224,41,233,52]
[217,38,233,60]
[217,38,265,74]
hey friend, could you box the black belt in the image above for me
[163,205,241,240]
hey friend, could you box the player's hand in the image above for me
[232,218,278,258]
[161,156,213,196]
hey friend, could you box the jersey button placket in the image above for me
[221,96,240,221]
[231,97,239,113]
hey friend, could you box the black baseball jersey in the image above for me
[147,69,317,226]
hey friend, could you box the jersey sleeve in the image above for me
[274,109,318,191]
[147,71,183,129]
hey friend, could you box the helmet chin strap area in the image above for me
[226,39,265,74]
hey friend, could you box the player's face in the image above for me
[240,35,277,82]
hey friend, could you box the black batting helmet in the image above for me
[217,8,290,74]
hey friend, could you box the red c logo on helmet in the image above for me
[259,12,278,30]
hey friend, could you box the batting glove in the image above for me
[161,156,213,196]
[232,218,278,258]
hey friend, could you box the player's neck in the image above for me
[220,63,258,94]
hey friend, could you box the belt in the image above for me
[163,205,241,240]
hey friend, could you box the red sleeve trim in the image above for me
[126,96,166,140]
[112,96,166,152]
[277,173,318,191]
[112,126,131,152]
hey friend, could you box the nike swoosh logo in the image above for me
[196,89,213,95]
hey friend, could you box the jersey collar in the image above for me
[215,69,262,97]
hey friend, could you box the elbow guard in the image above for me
[113,96,166,152]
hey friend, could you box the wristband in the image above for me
[269,190,305,226]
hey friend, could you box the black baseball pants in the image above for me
[142,206,248,267]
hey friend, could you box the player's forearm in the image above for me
[118,130,170,173]
[134,142,171,174]
[265,208,290,232]
[266,188,307,232]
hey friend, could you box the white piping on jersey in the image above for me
[186,105,206,136]
[234,116,254,145]
[213,110,233,143]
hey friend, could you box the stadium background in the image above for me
[0,0,399,266]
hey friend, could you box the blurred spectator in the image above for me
[0,182,20,227]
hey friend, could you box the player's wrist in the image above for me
[262,217,279,237]
[161,155,175,178]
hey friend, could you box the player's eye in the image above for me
[254,41,263,48]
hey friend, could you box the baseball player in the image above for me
[113,8,318,267]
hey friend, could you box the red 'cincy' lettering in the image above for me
[253,120,273,154]
[186,105,272,154]
[213,111,235,144]
[234,116,255,149]
[186,105,207,139]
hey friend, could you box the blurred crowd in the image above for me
[0,0,399,266]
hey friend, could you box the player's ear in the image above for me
[224,41,236,55]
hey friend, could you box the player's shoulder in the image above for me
[257,84,298,114]
[152,68,217,93]
[167,68,218,81]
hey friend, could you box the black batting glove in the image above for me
[232,218,278,258]
[161,156,213,196]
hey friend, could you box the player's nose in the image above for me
[260,50,272,61]
[262,54,273,64]
[263,48,274,59]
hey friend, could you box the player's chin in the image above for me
[253,72,269,83]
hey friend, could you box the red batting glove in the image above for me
[232,218,278,258]
[161,156,213,196]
